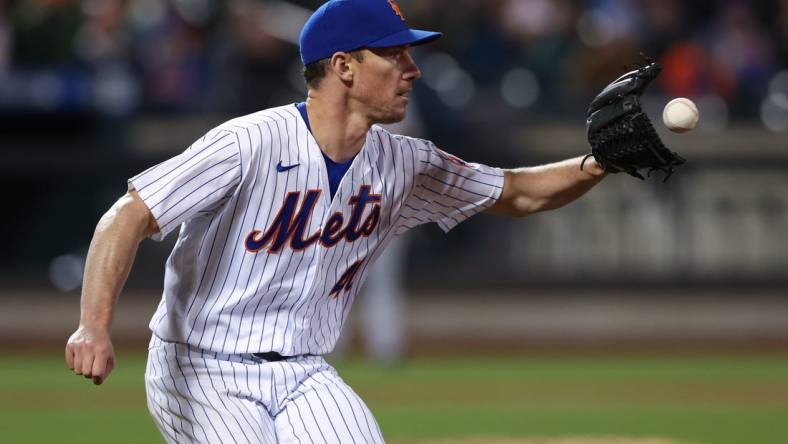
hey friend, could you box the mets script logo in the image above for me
[387,0,405,20]
[244,185,382,254]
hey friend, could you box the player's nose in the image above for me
[402,49,421,80]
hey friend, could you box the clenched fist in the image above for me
[65,325,115,385]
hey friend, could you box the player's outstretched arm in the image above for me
[486,156,606,217]
[65,190,159,385]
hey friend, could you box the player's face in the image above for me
[350,45,421,124]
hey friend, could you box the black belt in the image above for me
[252,351,290,362]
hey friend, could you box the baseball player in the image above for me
[65,0,608,442]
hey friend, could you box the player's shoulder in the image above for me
[212,104,301,136]
[369,125,435,152]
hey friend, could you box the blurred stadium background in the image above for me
[1,1,787,443]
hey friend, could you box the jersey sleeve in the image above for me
[404,140,504,233]
[128,129,242,241]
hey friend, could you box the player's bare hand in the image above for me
[65,325,115,385]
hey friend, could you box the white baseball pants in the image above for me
[145,335,385,443]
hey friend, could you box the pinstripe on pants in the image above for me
[145,335,385,443]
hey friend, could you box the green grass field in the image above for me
[1,352,787,443]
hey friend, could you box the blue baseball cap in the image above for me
[299,0,442,65]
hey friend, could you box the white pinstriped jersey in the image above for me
[130,104,504,356]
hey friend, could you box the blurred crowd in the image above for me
[1,0,786,125]
[1,0,299,115]
[2,0,787,288]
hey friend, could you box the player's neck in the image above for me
[305,95,370,163]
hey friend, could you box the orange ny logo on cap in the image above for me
[387,0,405,21]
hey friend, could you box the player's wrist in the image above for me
[78,317,113,333]
[582,157,607,178]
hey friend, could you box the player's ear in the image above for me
[328,52,354,83]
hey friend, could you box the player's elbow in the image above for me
[488,170,539,217]
[513,195,554,216]
[97,192,159,241]
[487,195,544,217]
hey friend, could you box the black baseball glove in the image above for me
[583,60,685,181]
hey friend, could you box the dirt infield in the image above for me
[5,290,788,352]
[400,437,691,444]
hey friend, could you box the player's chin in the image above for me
[377,109,407,124]
[380,102,408,124]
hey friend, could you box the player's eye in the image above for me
[389,47,408,59]
[385,50,401,60]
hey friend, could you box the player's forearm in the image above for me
[79,193,154,330]
[495,156,606,216]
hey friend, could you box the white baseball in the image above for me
[662,97,699,133]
